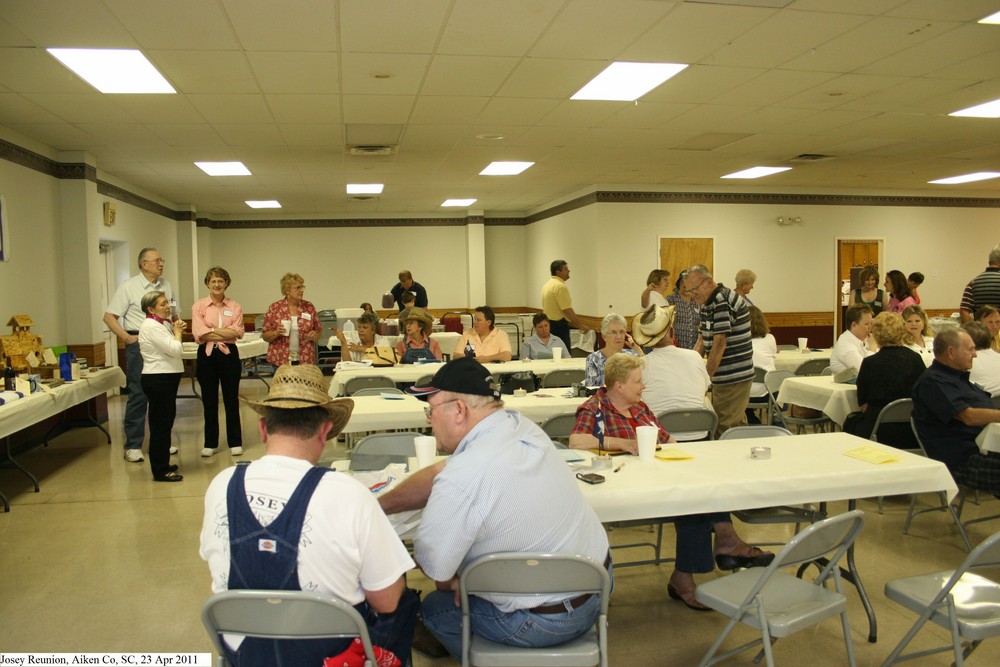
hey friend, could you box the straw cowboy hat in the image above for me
[631,304,677,347]
[241,364,354,439]
[402,307,434,334]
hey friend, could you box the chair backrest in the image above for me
[821,365,833,376]
[353,432,423,457]
[202,589,376,666]
[753,366,768,383]
[540,369,585,388]
[768,510,865,578]
[345,375,396,395]
[718,425,792,439]
[540,412,578,447]
[415,373,435,388]
[763,369,794,395]
[656,408,718,441]
[350,386,405,397]
[795,358,830,376]
[777,344,798,351]
[870,398,914,442]
[993,395,1000,410]
[909,418,931,458]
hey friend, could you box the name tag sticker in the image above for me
[259,539,277,553]
[223,309,233,317]
[301,312,312,321]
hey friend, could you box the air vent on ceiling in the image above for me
[788,153,834,162]
[349,145,395,156]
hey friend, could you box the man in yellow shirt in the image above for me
[453,306,512,362]
[541,260,589,350]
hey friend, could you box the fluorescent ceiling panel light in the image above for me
[246,200,281,209]
[480,161,534,176]
[442,199,477,207]
[346,184,384,194]
[571,62,688,101]
[950,98,1000,118]
[195,161,251,176]
[979,10,1000,24]
[47,48,174,93]
[929,172,1000,185]
[721,166,791,179]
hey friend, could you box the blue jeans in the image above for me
[675,512,732,573]
[421,584,604,659]
[123,341,147,449]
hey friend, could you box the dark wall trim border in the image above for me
[591,191,1000,208]
[97,180,195,221]
[197,217,469,229]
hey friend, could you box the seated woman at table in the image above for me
[521,313,570,360]
[569,353,774,610]
[965,321,1000,397]
[395,307,442,363]
[844,312,923,445]
[191,266,245,458]
[453,305,512,362]
[885,269,917,314]
[747,306,776,423]
[138,291,185,482]
[585,313,642,387]
[335,312,388,362]
[849,266,885,315]
[976,305,1000,353]
[261,272,322,366]
[902,305,934,362]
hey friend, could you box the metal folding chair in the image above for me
[794,358,831,376]
[540,369,586,388]
[656,408,718,441]
[349,431,423,471]
[540,412,577,448]
[867,398,915,513]
[345,375,397,396]
[350,386,405,397]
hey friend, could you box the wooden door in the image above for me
[659,237,714,286]
[836,239,881,334]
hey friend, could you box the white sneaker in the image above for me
[124,449,144,463]
[169,445,178,455]
[201,448,216,457]
[230,447,244,456]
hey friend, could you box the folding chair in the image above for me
[867,398,915,513]
[350,386,405,397]
[765,370,832,434]
[345,375,397,396]
[202,589,377,667]
[540,369,585,388]
[747,366,771,423]
[415,373,435,389]
[695,510,866,667]
[881,529,1000,667]
[459,552,611,667]
[540,412,577,448]
[794,358,831,376]
[718,425,792,439]
[656,408,718,441]
[349,431,423,471]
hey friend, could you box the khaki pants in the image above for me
[711,379,752,439]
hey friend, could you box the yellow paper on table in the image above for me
[656,448,693,461]
[843,445,900,464]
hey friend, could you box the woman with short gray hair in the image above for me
[584,313,643,387]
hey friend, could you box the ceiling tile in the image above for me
[340,53,431,95]
[341,95,414,124]
[150,50,258,94]
[187,94,275,123]
[266,95,342,124]
[221,0,338,51]
[339,0,451,53]
[103,0,239,50]
[248,52,339,95]
[421,55,519,96]
[437,0,564,57]
[529,0,674,59]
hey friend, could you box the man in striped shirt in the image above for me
[959,244,1000,323]
[683,265,754,438]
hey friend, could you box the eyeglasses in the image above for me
[423,399,460,419]
[143,258,164,264]
[683,277,710,295]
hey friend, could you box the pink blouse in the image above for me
[887,296,916,314]
[191,296,244,356]
[262,298,320,365]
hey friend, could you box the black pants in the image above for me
[550,318,571,352]
[197,345,243,449]
[141,372,181,478]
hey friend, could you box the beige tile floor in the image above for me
[2,378,999,665]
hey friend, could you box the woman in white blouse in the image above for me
[902,305,934,365]
[747,306,776,423]
[138,290,184,482]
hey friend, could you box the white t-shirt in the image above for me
[751,334,777,397]
[641,345,712,440]
[971,348,1000,397]
[200,455,414,603]
[138,317,183,374]
[648,291,668,307]
[830,330,870,376]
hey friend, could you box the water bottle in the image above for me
[3,356,15,391]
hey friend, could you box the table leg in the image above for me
[0,490,8,512]
[3,436,40,492]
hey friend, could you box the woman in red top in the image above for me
[262,273,321,366]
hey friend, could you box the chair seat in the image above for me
[695,570,846,637]
[470,628,600,666]
[885,571,1000,640]
[735,505,820,524]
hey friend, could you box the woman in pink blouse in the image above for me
[192,266,245,457]
[885,269,917,314]
[261,272,322,366]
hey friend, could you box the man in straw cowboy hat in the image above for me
[199,364,418,666]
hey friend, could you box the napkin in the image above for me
[843,445,900,464]
[655,448,693,460]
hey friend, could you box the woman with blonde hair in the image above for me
[262,272,322,366]
[976,305,1000,353]
[902,304,934,364]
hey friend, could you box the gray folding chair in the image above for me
[540,412,577,448]
[881,529,1000,667]
[202,589,377,667]
[765,370,832,434]
[345,375,397,396]
[415,373,435,388]
[718,425,792,439]
[867,398,915,513]
[459,552,611,667]
[794,358,831,376]
[695,510,866,667]
[540,369,585,388]
[747,366,770,422]
[993,395,1000,410]
[656,408,718,441]
[350,386,405,397]
[349,431,423,471]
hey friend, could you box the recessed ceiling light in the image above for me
[47,48,175,93]
[246,200,281,209]
[929,172,1000,185]
[346,183,384,194]
[480,161,534,176]
[475,134,505,141]
[195,161,251,176]
[721,166,792,179]
[442,199,477,207]
[950,98,1000,118]
[979,10,1000,24]
[571,62,688,102]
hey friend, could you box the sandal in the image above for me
[667,583,712,612]
[154,471,184,483]
[715,544,774,571]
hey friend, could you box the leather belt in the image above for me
[126,330,139,335]
[528,552,611,615]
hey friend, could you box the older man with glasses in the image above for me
[682,265,754,439]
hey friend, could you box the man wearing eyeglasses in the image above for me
[378,358,610,660]
[682,265,754,438]
[103,247,185,463]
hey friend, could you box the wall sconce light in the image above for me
[776,216,803,226]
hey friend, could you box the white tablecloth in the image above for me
[0,367,126,440]
[776,375,859,426]
[772,348,833,373]
[342,391,586,434]
[976,422,1000,454]
[329,358,586,397]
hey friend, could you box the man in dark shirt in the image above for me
[390,270,428,311]
[912,328,1000,493]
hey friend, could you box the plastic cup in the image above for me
[414,436,437,470]
[281,319,291,335]
[636,425,657,462]
[552,347,563,362]
[798,337,808,352]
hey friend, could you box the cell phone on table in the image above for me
[576,472,606,485]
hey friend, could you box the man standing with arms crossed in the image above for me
[103,247,184,462]
[541,259,589,351]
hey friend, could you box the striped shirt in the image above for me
[699,284,754,385]
[961,267,1000,313]
[415,409,608,612]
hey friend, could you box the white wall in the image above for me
[524,204,600,312]
[484,225,526,307]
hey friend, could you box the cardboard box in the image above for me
[32,363,59,380]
